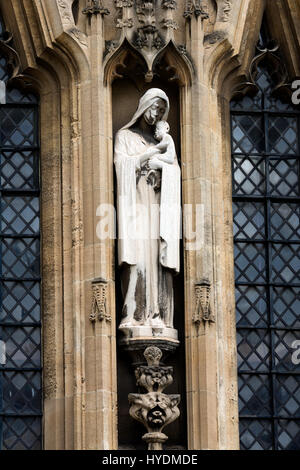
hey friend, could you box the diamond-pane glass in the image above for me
[239,374,272,416]
[1,238,40,279]
[2,371,42,414]
[232,115,264,154]
[239,419,273,450]
[0,281,40,323]
[0,40,41,451]
[2,417,42,450]
[275,376,300,418]
[233,202,265,240]
[0,151,37,189]
[232,157,265,195]
[234,243,266,283]
[1,196,39,235]
[237,329,270,372]
[271,244,300,284]
[270,203,300,241]
[274,330,300,373]
[269,158,299,197]
[272,287,300,328]
[232,53,300,451]
[277,421,300,451]
[6,89,38,105]
[236,285,268,327]
[1,326,41,368]
[269,116,298,155]
[0,107,36,147]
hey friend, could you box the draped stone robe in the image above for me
[114,128,181,329]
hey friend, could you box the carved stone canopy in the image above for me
[103,0,194,82]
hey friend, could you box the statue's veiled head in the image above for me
[143,98,166,126]
[121,88,170,131]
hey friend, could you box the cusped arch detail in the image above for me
[104,37,194,87]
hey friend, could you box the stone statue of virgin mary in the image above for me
[114,88,181,338]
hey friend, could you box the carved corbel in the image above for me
[90,279,111,322]
[193,280,215,324]
[82,0,110,15]
[128,347,180,450]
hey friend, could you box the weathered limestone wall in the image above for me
[0,0,299,450]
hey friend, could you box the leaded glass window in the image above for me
[231,35,300,450]
[0,18,42,450]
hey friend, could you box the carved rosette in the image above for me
[90,279,111,322]
[128,347,180,450]
[193,280,215,324]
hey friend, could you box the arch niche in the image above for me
[105,41,192,449]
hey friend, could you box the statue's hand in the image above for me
[139,148,161,166]
[148,157,163,170]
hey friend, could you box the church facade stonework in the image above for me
[0,0,299,450]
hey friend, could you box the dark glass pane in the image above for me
[0,107,36,147]
[237,329,270,372]
[0,57,8,82]
[6,88,38,104]
[270,203,300,241]
[255,67,273,94]
[277,421,300,450]
[266,95,295,112]
[274,330,300,373]
[0,281,40,323]
[2,417,42,450]
[269,158,299,197]
[268,116,298,155]
[236,285,268,327]
[0,151,37,189]
[239,374,272,416]
[232,157,265,195]
[234,243,266,283]
[232,115,264,154]
[233,201,265,240]
[1,326,41,368]
[0,42,42,451]
[271,244,300,284]
[272,287,300,328]
[2,371,42,413]
[1,196,40,235]
[231,91,262,111]
[1,238,40,279]
[275,376,300,418]
[239,419,273,450]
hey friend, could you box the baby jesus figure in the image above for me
[146,120,176,190]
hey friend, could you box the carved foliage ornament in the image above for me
[215,0,232,23]
[104,0,191,82]
[193,280,215,324]
[128,347,180,450]
[90,279,111,322]
[82,0,110,16]
[183,0,209,19]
